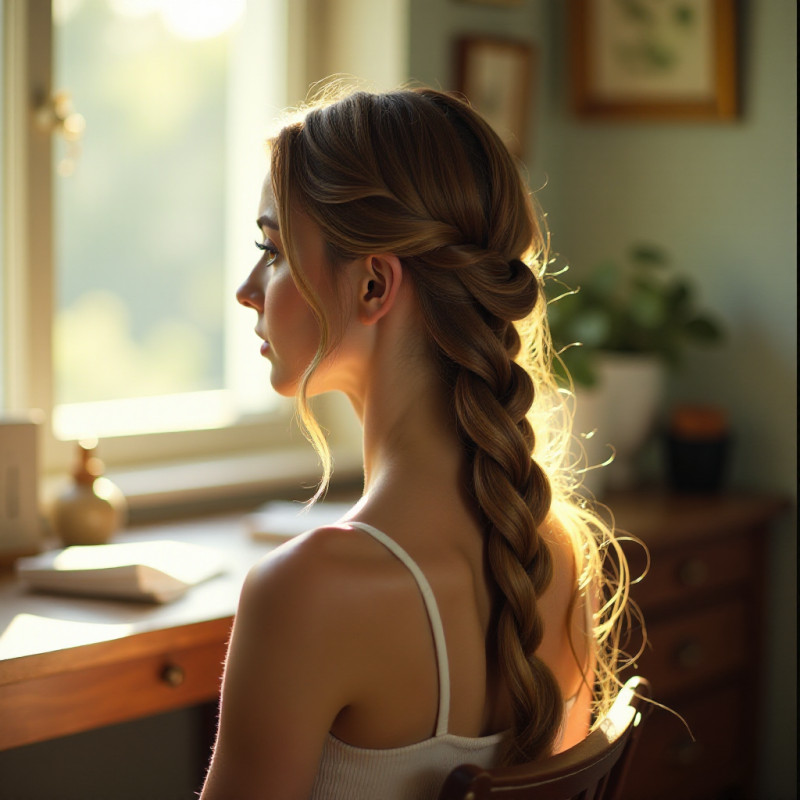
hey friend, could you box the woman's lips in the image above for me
[260,339,271,356]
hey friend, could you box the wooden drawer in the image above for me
[628,532,753,612]
[0,639,227,751]
[622,682,749,800]
[632,598,748,698]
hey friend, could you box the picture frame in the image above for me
[569,0,738,121]
[456,37,535,158]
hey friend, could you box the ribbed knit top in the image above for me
[308,521,507,800]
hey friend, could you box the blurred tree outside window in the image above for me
[51,0,285,440]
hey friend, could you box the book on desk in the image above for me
[15,500,355,603]
[16,539,229,603]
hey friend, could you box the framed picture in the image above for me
[570,0,738,120]
[456,37,535,158]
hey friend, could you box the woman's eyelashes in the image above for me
[255,239,279,266]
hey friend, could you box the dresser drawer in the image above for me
[632,599,748,698]
[628,532,753,612]
[622,682,748,800]
[0,639,227,750]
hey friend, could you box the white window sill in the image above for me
[42,446,364,525]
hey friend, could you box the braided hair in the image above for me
[268,86,632,764]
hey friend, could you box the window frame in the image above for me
[2,0,364,509]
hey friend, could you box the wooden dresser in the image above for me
[606,491,787,800]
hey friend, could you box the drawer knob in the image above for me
[677,558,709,587]
[161,664,185,687]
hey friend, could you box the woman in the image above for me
[200,87,633,800]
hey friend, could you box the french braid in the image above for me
[409,242,562,763]
[269,85,639,765]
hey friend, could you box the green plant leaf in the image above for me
[546,290,584,344]
[570,308,613,347]
[665,279,691,314]
[629,284,669,329]
[630,243,668,268]
[684,315,724,342]
[544,243,724,383]
[584,261,620,298]
[556,346,598,388]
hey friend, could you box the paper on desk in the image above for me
[16,540,229,603]
[244,501,354,542]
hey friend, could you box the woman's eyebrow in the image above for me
[257,213,279,231]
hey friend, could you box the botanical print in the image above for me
[591,0,714,100]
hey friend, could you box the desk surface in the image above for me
[0,513,279,751]
[2,491,784,663]
[0,514,273,664]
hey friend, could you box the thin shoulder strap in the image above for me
[346,521,451,736]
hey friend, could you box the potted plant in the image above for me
[546,243,724,388]
[546,243,725,492]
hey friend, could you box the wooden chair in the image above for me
[438,676,651,800]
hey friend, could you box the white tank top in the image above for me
[308,521,507,800]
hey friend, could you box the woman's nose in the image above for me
[236,267,264,311]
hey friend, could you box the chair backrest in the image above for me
[437,676,651,800]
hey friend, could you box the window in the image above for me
[51,0,282,438]
[2,0,407,506]
[1,0,352,498]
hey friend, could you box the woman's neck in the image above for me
[341,318,462,496]
[362,368,461,493]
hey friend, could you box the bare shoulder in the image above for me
[240,524,389,626]
[539,510,595,744]
[540,511,580,587]
[536,510,591,685]
[201,525,393,798]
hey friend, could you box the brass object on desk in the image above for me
[51,439,127,546]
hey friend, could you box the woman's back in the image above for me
[296,503,588,799]
[201,86,627,800]
[321,481,589,750]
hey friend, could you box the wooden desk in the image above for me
[0,514,274,751]
[0,492,788,800]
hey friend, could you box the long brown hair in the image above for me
[268,86,638,765]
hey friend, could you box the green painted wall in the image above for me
[409,1,796,797]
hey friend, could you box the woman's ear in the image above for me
[357,254,403,326]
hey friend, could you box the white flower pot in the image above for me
[571,354,665,496]
[570,383,611,498]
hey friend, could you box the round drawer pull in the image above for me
[677,558,709,587]
[161,664,185,687]
[675,640,704,669]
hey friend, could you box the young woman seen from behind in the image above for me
[200,87,634,800]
